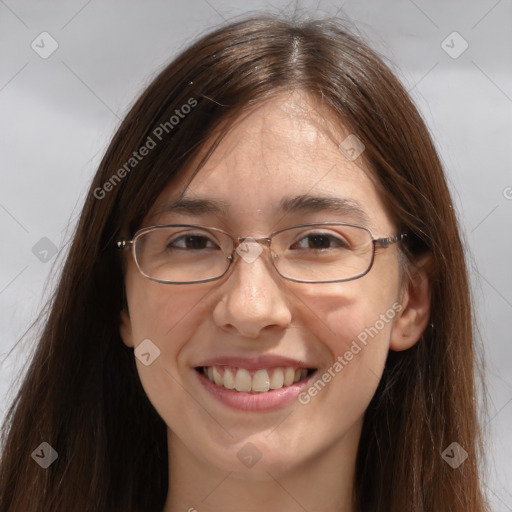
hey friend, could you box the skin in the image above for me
[120,91,431,512]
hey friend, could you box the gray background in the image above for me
[0,0,511,509]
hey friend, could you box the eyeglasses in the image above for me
[116,223,407,284]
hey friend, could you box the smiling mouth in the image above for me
[196,366,317,393]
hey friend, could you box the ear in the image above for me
[390,254,433,351]
[120,309,134,348]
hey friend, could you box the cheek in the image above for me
[124,278,219,433]
[124,273,211,394]
[297,276,399,351]
[125,272,211,347]
[295,279,399,409]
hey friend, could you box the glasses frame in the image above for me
[116,222,407,285]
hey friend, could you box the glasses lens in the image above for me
[272,224,373,282]
[134,226,232,283]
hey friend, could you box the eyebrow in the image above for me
[157,197,230,217]
[278,194,369,224]
[156,194,369,224]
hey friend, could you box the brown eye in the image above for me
[290,233,350,250]
[167,234,218,250]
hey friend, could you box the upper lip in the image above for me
[194,355,317,370]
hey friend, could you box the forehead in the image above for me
[149,92,392,232]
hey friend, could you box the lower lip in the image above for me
[196,369,317,411]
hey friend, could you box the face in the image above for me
[120,92,409,480]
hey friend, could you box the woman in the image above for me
[0,14,489,512]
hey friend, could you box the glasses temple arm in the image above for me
[374,233,407,247]
[115,238,133,250]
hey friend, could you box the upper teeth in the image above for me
[203,366,309,393]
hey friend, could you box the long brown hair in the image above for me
[0,14,488,512]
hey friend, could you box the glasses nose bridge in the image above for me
[229,236,276,266]
[234,235,272,249]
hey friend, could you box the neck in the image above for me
[162,421,361,512]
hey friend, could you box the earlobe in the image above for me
[119,309,134,348]
[390,254,433,352]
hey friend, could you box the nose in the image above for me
[212,244,292,338]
